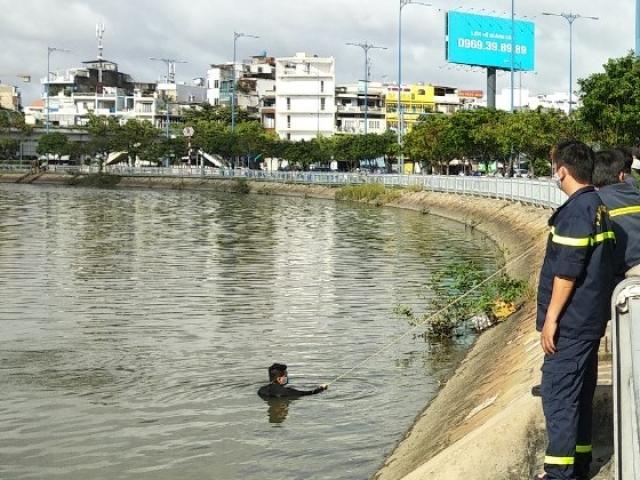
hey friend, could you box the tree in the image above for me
[84,115,122,171]
[404,115,457,173]
[283,140,315,171]
[37,132,69,159]
[182,104,252,125]
[579,52,640,147]
[0,138,19,160]
[114,119,160,165]
[332,135,358,170]
[235,121,270,167]
[192,120,235,162]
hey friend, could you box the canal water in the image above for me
[0,184,499,480]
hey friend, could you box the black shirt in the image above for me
[258,383,325,399]
[537,186,616,340]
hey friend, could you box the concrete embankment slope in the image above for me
[376,192,613,480]
[0,173,612,478]
[371,193,550,480]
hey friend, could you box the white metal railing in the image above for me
[0,163,566,208]
[71,166,567,208]
[612,277,640,480]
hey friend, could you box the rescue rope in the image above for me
[327,242,540,387]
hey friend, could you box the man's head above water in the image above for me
[268,363,288,385]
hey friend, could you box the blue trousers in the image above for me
[541,336,600,480]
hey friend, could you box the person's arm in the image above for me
[541,275,576,355]
[283,384,328,397]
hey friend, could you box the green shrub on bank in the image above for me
[394,260,528,339]
[336,183,402,205]
[68,174,122,188]
[231,178,250,194]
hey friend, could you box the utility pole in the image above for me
[149,57,187,139]
[542,12,599,114]
[398,0,431,174]
[231,31,259,133]
[346,42,387,135]
[46,47,70,133]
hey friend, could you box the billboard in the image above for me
[446,11,535,71]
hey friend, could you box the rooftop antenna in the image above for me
[149,57,188,84]
[95,22,106,84]
[96,22,105,60]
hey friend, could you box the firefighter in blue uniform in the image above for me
[593,149,640,280]
[535,141,616,480]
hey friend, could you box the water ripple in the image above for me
[0,184,499,480]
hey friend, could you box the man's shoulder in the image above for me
[258,384,274,397]
[574,189,603,207]
[561,190,602,218]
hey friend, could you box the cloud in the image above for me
[0,0,634,105]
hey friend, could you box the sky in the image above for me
[0,0,636,105]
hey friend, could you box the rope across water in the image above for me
[327,243,539,386]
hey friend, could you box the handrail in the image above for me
[1,164,567,209]
[76,166,566,209]
[612,277,640,480]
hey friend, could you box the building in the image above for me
[32,59,159,127]
[206,63,236,107]
[385,83,460,132]
[156,81,208,128]
[275,52,336,141]
[28,57,206,128]
[335,82,386,135]
[433,86,460,114]
[207,55,276,116]
[0,84,21,111]
[461,88,578,114]
[385,84,435,133]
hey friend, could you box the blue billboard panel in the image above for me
[446,11,535,71]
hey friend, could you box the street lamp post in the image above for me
[46,46,70,133]
[398,0,431,174]
[346,42,387,136]
[231,31,259,133]
[542,12,599,115]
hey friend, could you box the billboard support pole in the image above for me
[510,0,515,113]
[487,68,497,109]
[637,0,640,57]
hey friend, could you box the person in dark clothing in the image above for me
[614,147,638,188]
[594,149,640,280]
[257,363,328,399]
[535,141,616,480]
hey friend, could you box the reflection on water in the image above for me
[266,398,293,424]
[0,184,499,480]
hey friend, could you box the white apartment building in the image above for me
[335,82,386,135]
[207,55,276,116]
[206,63,236,107]
[275,53,336,141]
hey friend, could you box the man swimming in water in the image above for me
[258,363,328,398]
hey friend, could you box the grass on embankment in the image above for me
[335,183,405,205]
[67,174,123,188]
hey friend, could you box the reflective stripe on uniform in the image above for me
[550,227,591,247]
[593,231,616,244]
[609,205,640,218]
[575,444,592,453]
[544,455,575,465]
[550,227,615,247]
